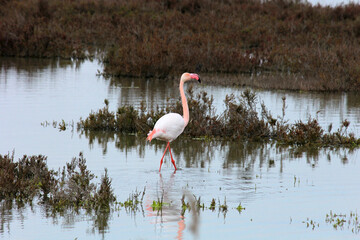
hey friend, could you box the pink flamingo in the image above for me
[147,72,201,171]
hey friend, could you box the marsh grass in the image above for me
[151,191,167,212]
[116,187,146,214]
[77,88,360,148]
[1,0,360,90]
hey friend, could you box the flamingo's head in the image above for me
[181,72,201,83]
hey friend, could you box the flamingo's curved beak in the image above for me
[190,73,201,83]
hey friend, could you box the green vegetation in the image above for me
[181,194,190,215]
[116,188,146,212]
[1,0,360,90]
[151,199,168,211]
[1,152,244,233]
[209,198,216,211]
[77,89,360,148]
[326,210,360,234]
[302,210,360,234]
[219,197,228,213]
[236,203,245,213]
[151,190,167,211]
[303,218,320,230]
[0,152,247,219]
[4,151,358,235]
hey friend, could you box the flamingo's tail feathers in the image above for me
[147,128,166,142]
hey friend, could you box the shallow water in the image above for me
[1,57,360,239]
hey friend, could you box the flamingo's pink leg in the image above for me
[159,142,170,172]
[168,144,177,171]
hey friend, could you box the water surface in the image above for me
[0,57,359,239]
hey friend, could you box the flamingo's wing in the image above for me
[147,113,185,142]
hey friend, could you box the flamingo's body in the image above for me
[147,72,201,171]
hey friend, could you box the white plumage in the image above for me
[147,72,201,171]
[150,113,185,142]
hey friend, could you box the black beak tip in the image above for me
[198,77,201,83]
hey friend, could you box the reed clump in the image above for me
[77,88,360,148]
[1,0,360,91]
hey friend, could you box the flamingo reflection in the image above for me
[145,172,186,240]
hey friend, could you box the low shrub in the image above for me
[0,152,116,212]
[77,89,360,148]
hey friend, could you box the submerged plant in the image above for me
[209,198,216,211]
[303,218,319,230]
[236,203,245,213]
[326,210,360,234]
[117,187,146,213]
[151,199,168,212]
[181,194,191,216]
[219,197,228,213]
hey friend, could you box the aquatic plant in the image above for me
[1,0,360,91]
[41,120,75,132]
[303,218,319,230]
[118,188,146,213]
[180,194,191,216]
[236,203,245,213]
[151,199,168,212]
[326,210,360,234]
[209,198,216,211]
[218,197,228,213]
[0,151,251,217]
[58,119,67,131]
[195,195,205,211]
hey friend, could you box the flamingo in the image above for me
[146,72,201,171]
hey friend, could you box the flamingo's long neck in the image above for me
[180,80,189,126]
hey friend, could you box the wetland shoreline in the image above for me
[1,0,360,91]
